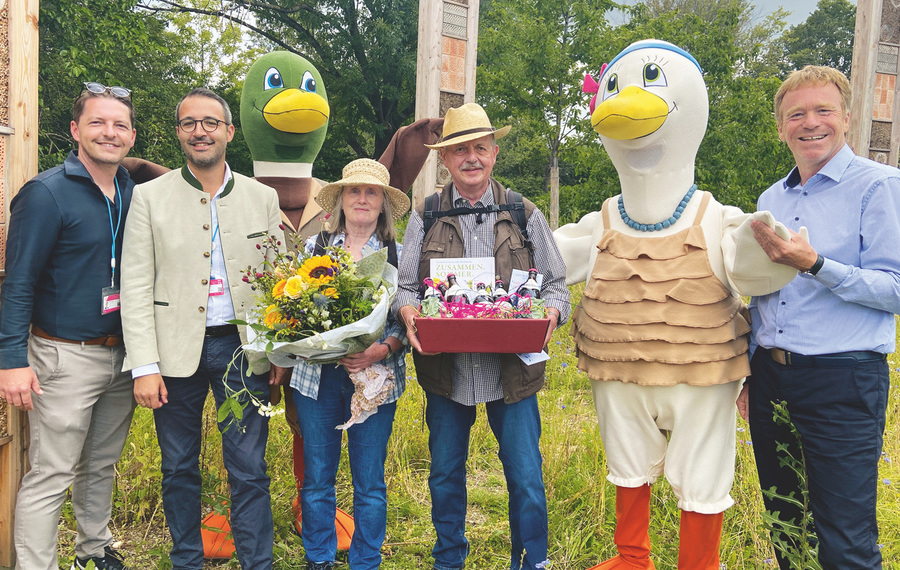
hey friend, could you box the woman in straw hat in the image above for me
[287,158,411,570]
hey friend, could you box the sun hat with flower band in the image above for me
[424,103,511,149]
[316,158,411,221]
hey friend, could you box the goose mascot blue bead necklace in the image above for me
[554,39,800,570]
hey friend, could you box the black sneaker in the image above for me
[71,545,129,570]
[306,562,334,570]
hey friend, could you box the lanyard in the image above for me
[106,178,122,287]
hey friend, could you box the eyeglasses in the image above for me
[177,117,228,133]
[83,82,132,99]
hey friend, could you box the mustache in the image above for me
[461,160,483,170]
[189,137,215,145]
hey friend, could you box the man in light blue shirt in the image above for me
[738,65,900,569]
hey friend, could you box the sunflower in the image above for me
[298,255,337,286]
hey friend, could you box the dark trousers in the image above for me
[154,334,273,570]
[748,348,888,570]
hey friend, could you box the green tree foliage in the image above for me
[780,0,856,76]
[477,0,615,226]
[479,0,803,223]
[623,3,796,211]
[38,0,198,172]
[139,0,420,182]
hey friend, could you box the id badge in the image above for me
[209,277,225,296]
[101,286,120,314]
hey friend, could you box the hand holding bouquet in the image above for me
[220,232,398,428]
[238,233,398,367]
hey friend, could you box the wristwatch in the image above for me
[805,254,825,276]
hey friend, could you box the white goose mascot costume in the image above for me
[554,40,798,569]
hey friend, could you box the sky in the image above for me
[752,0,857,26]
[614,0,858,27]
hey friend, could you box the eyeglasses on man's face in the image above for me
[177,117,228,133]
[83,82,132,99]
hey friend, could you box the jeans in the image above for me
[425,392,548,570]
[154,333,273,570]
[294,363,397,569]
[749,348,888,570]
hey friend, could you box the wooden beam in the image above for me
[8,0,38,198]
[0,406,24,570]
[848,0,880,156]
[413,0,444,210]
[463,0,478,103]
[1,0,39,567]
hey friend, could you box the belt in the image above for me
[205,324,239,337]
[767,347,885,368]
[31,326,123,347]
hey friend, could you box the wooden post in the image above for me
[0,0,39,567]
[412,0,480,208]
[848,0,900,166]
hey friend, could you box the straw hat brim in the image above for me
[316,174,411,222]
[425,125,511,149]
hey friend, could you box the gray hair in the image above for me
[323,187,397,242]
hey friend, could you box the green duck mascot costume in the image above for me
[237,50,350,552]
[240,51,330,236]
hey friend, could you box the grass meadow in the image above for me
[58,284,900,569]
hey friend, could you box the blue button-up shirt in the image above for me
[751,145,900,355]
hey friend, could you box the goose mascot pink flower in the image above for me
[554,39,799,569]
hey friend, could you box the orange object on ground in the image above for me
[201,510,235,559]
[293,496,355,551]
[677,510,723,570]
[291,431,355,550]
[588,484,656,570]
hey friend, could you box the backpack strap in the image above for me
[505,188,529,242]
[313,231,330,256]
[422,189,530,242]
[385,239,398,267]
[422,192,443,237]
[316,230,396,266]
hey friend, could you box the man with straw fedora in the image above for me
[393,103,570,570]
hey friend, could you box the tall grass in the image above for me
[57,284,900,568]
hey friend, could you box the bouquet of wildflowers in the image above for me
[237,233,398,369]
[219,232,398,430]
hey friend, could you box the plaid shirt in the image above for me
[290,232,407,402]
[392,182,570,406]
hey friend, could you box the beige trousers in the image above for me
[14,334,135,570]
